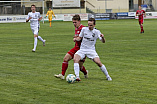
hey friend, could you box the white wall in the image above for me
[152,0,157,11]
[86,0,129,13]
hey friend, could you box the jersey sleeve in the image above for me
[79,27,85,38]
[46,11,49,16]
[97,30,102,40]
[52,11,55,17]
[26,13,30,20]
[38,12,41,18]
[136,11,138,15]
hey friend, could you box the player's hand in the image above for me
[137,14,140,16]
[26,17,32,22]
[100,34,104,38]
[73,36,77,38]
[29,17,32,20]
[100,34,105,43]
[44,16,47,18]
[73,38,77,42]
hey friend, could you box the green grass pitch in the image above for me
[0,19,157,104]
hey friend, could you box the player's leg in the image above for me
[140,24,143,33]
[37,36,46,46]
[93,57,112,81]
[54,53,72,79]
[141,19,144,33]
[32,28,38,52]
[35,27,46,46]
[62,53,72,75]
[49,17,52,27]
[79,61,88,78]
[32,34,38,52]
[139,20,144,33]
[55,47,78,79]
[74,54,82,81]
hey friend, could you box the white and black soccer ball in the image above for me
[66,74,76,83]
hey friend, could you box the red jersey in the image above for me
[136,10,145,21]
[74,24,84,48]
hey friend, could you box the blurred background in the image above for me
[0,0,156,15]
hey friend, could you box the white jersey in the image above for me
[79,27,102,50]
[27,12,41,29]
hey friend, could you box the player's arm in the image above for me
[38,17,42,21]
[100,34,105,43]
[136,12,140,16]
[45,11,49,18]
[38,13,42,21]
[73,37,82,42]
[144,12,146,17]
[74,27,84,42]
[26,17,32,22]
[97,30,105,43]
[52,11,56,18]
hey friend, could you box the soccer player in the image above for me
[73,18,112,81]
[45,8,56,27]
[136,5,146,33]
[54,14,88,80]
[26,4,46,52]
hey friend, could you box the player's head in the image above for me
[31,4,36,12]
[72,14,81,28]
[88,18,96,30]
[49,7,51,11]
[139,5,142,10]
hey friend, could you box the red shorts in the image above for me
[139,19,143,24]
[67,47,85,62]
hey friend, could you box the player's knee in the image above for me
[63,56,69,62]
[73,57,79,63]
[94,59,102,67]
[73,58,77,63]
[97,62,102,67]
[63,54,72,62]
[79,62,83,68]
[34,35,38,37]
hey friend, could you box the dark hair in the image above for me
[88,18,96,25]
[72,14,81,21]
[31,4,36,8]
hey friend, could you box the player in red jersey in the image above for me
[136,6,146,33]
[54,14,88,80]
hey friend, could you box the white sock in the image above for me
[34,37,37,50]
[74,63,80,78]
[38,36,44,42]
[100,64,110,78]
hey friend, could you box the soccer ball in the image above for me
[66,74,76,83]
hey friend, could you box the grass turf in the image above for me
[0,19,157,104]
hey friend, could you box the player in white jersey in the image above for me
[26,4,46,52]
[73,18,112,82]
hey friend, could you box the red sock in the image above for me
[80,66,87,75]
[140,25,143,32]
[61,61,68,76]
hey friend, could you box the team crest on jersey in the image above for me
[77,31,80,33]
[92,33,95,37]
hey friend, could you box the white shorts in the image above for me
[75,49,99,60]
[31,27,39,35]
